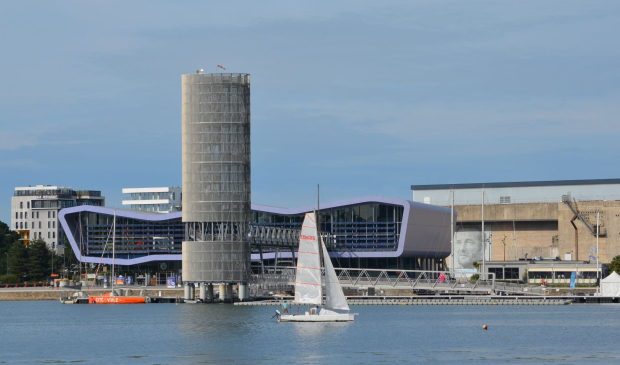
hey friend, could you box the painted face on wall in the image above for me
[455,230,483,270]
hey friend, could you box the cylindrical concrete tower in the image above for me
[182,72,251,284]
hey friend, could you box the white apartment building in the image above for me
[122,187,181,213]
[11,185,105,251]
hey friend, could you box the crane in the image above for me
[570,198,580,260]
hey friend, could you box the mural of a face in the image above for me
[455,229,483,270]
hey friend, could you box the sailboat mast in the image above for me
[112,209,116,292]
[450,190,454,275]
[317,184,325,305]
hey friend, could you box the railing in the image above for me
[250,266,564,295]
[251,266,498,293]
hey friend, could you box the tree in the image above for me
[8,241,28,280]
[0,221,21,274]
[27,238,50,281]
[610,255,620,275]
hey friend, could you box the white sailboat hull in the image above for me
[279,313,355,322]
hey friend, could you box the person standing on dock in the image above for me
[282,301,289,315]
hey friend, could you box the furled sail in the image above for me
[321,237,350,311]
[294,212,322,305]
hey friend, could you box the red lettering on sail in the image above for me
[300,235,316,241]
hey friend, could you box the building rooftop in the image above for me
[15,185,72,191]
[411,178,620,191]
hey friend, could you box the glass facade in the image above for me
[251,203,404,252]
[32,200,76,209]
[62,202,409,267]
[66,212,184,259]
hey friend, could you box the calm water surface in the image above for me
[1,302,619,364]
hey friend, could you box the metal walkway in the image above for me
[250,266,552,295]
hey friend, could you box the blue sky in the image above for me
[1,1,619,224]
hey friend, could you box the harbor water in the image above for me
[1,302,620,364]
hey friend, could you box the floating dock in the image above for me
[235,296,574,306]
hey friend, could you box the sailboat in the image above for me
[88,209,147,304]
[278,211,355,322]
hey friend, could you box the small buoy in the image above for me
[482,324,488,330]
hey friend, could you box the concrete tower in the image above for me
[181,72,251,297]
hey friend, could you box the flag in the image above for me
[217,64,226,70]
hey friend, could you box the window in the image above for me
[25,222,28,229]
[505,268,519,279]
[27,202,30,209]
[20,222,23,229]
[20,212,23,219]
[48,222,50,228]
[20,202,23,209]
[36,212,39,219]
[423,197,431,204]
[48,211,50,218]
[53,232,55,238]
[15,212,18,219]
[489,267,503,279]
[53,211,55,218]
[53,221,55,229]
[500,196,511,204]
[15,223,18,229]
[528,271,552,279]
[48,232,50,238]
[38,222,41,229]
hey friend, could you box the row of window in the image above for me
[15,210,57,220]
[131,204,173,212]
[488,267,520,280]
[15,230,56,239]
[129,192,176,201]
[252,204,404,225]
[15,221,55,230]
[528,271,599,279]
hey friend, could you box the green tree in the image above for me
[8,241,28,280]
[27,238,50,281]
[610,255,620,275]
[0,221,21,274]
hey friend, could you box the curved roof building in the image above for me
[59,196,454,271]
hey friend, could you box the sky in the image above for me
[1,0,620,224]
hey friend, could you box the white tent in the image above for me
[601,272,620,297]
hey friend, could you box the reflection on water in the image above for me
[1,302,620,364]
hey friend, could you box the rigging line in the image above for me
[88,222,114,293]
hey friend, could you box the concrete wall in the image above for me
[455,203,558,222]
[413,183,620,206]
[450,200,620,264]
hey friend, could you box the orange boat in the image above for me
[89,292,146,304]
[88,295,146,304]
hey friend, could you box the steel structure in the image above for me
[250,266,554,295]
[182,72,251,283]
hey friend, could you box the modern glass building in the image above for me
[59,196,454,282]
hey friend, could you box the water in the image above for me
[1,302,620,364]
